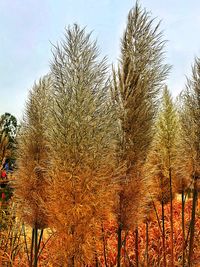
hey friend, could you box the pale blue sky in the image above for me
[0,0,200,120]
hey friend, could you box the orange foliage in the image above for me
[97,199,200,266]
[3,199,200,266]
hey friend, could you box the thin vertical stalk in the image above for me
[38,230,43,253]
[169,167,174,267]
[182,188,185,267]
[135,226,139,267]
[11,224,23,263]
[101,223,108,267]
[146,221,149,267]
[123,231,129,266]
[124,247,133,266]
[185,222,191,251]
[123,234,126,266]
[117,192,123,267]
[93,237,99,267]
[161,173,166,267]
[30,228,35,267]
[161,200,166,267]
[72,256,75,267]
[37,232,55,259]
[95,253,99,267]
[22,223,30,264]
[152,199,162,233]
[117,223,122,267]
[188,177,198,267]
[37,229,43,261]
[184,190,192,252]
[34,227,38,267]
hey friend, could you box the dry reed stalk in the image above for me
[15,76,52,266]
[112,3,169,265]
[178,57,200,266]
[46,24,116,266]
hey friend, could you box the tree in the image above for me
[0,113,18,170]
[0,132,9,170]
[0,113,18,143]
[111,3,170,266]
[179,57,200,266]
[46,24,116,266]
[15,76,52,267]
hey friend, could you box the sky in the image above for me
[1,0,200,120]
